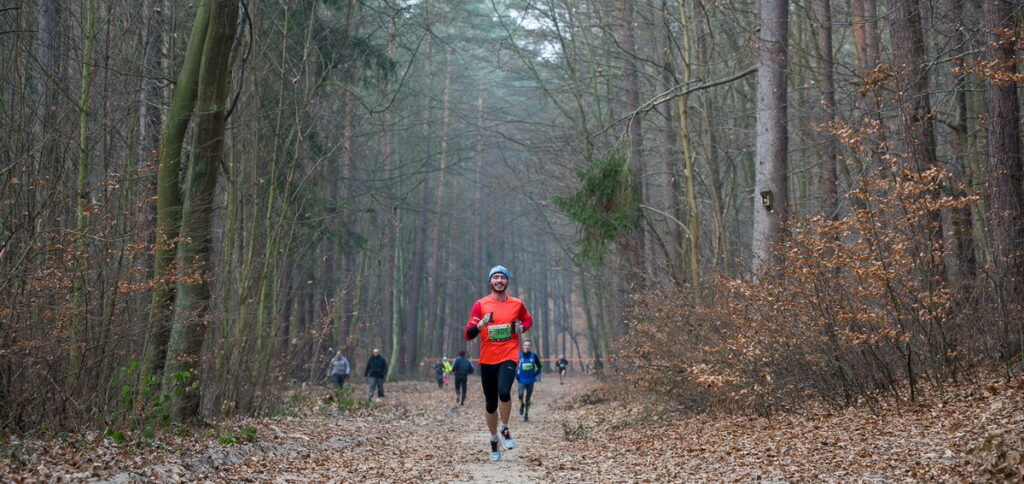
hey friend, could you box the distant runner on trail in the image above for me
[443,356,453,386]
[364,348,388,399]
[452,350,474,406]
[516,340,542,422]
[434,358,447,388]
[328,350,351,391]
[556,355,569,385]
[464,265,533,462]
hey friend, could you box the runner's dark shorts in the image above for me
[479,360,517,413]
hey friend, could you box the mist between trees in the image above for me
[0,0,1021,430]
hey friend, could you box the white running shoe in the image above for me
[490,439,501,461]
[500,426,516,450]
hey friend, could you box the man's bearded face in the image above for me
[489,273,508,293]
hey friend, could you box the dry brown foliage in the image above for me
[622,153,997,415]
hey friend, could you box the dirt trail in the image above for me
[180,376,586,482]
[9,371,1013,482]
[452,376,575,483]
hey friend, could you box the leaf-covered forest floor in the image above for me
[2,372,1022,482]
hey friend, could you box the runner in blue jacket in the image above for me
[516,340,542,422]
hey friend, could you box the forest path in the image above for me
[9,372,1019,482]
[453,375,574,483]
[12,375,590,483]
[200,375,587,482]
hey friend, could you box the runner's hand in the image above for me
[514,321,523,334]
[477,312,493,329]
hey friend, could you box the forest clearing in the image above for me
[3,0,1024,481]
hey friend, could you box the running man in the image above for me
[464,265,533,462]
[434,358,447,389]
[442,356,453,386]
[556,354,569,384]
[516,340,542,422]
[327,350,351,391]
[452,350,474,405]
[364,348,388,399]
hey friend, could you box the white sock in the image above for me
[491,434,499,442]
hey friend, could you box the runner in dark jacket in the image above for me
[452,350,475,405]
[556,355,569,385]
[364,348,388,398]
[434,359,447,389]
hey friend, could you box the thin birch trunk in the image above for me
[68,0,96,390]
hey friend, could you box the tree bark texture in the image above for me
[752,0,790,272]
[982,0,1024,306]
[886,0,938,172]
[162,0,239,421]
[31,0,62,181]
[68,0,97,390]
[619,0,646,275]
[141,2,211,387]
[815,0,838,220]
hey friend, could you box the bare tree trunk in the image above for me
[339,85,357,347]
[403,27,433,372]
[578,267,602,368]
[405,185,427,372]
[474,93,485,276]
[654,0,681,279]
[619,0,646,275]
[852,0,882,176]
[982,0,1024,351]
[886,0,945,298]
[852,0,879,71]
[694,0,725,275]
[32,0,62,182]
[676,0,700,297]
[814,0,837,220]
[388,217,402,379]
[68,0,96,390]
[141,2,211,387]
[752,0,790,272]
[162,0,239,421]
[136,0,164,278]
[429,48,452,359]
[886,0,938,173]
[947,0,977,293]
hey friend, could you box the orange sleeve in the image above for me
[465,300,484,340]
[518,303,533,332]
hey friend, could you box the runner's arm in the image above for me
[517,304,534,333]
[464,301,484,340]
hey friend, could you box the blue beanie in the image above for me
[488,265,510,281]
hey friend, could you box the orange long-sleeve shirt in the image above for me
[464,295,533,365]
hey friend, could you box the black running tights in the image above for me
[479,361,516,414]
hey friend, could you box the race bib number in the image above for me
[522,362,534,371]
[487,323,512,342]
